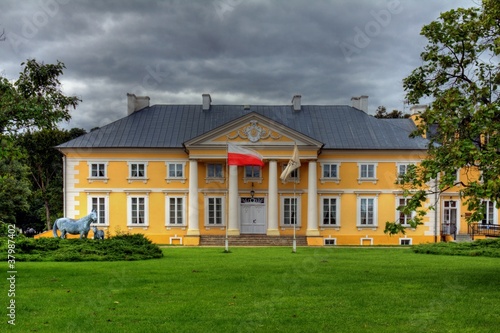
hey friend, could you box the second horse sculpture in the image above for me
[92,226,105,240]
[53,210,97,239]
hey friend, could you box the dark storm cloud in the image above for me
[0,0,476,130]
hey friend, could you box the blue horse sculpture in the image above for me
[92,226,105,240]
[53,210,97,239]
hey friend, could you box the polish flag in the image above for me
[227,142,264,166]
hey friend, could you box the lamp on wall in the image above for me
[250,182,255,198]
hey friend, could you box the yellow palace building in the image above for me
[49,94,498,246]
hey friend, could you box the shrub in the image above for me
[413,238,500,258]
[0,233,163,261]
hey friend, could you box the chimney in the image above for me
[410,104,427,115]
[127,93,150,115]
[292,94,301,111]
[351,95,368,113]
[202,94,211,110]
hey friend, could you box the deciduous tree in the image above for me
[385,0,500,235]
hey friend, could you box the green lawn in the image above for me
[5,247,500,332]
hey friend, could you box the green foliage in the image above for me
[387,0,500,235]
[0,233,163,261]
[15,128,87,230]
[413,238,500,258]
[0,143,31,223]
[0,59,80,134]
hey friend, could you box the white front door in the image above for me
[240,198,266,234]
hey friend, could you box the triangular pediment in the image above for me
[184,112,323,159]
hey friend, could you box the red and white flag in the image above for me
[227,142,264,166]
[280,144,301,181]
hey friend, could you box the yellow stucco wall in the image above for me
[54,145,490,246]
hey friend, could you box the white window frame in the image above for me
[357,196,378,228]
[357,163,378,184]
[206,163,225,183]
[205,196,225,226]
[166,196,186,226]
[320,196,340,227]
[127,194,149,227]
[281,164,300,183]
[88,161,109,183]
[481,200,497,225]
[399,238,413,245]
[166,162,186,183]
[281,196,301,227]
[243,165,263,183]
[88,195,109,226]
[324,238,336,246]
[127,162,148,183]
[320,163,341,184]
[396,197,415,226]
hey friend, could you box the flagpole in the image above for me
[293,179,297,253]
[225,142,229,253]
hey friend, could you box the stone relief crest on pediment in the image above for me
[227,120,281,143]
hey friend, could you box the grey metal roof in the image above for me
[57,104,429,150]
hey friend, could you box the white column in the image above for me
[267,160,280,236]
[228,165,240,235]
[187,160,199,235]
[307,160,320,236]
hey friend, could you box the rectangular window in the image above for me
[167,163,184,179]
[91,163,106,178]
[482,201,495,225]
[207,163,223,178]
[167,197,184,225]
[283,197,298,225]
[359,198,375,226]
[91,197,106,225]
[360,164,375,178]
[321,197,338,226]
[244,166,261,178]
[322,164,338,178]
[130,163,146,178]
[324,238,336,245]
[398,198,412,225]
[400,239,412,245]
[207,197,224,225]
[281,165,299,180]
[130,197,146,225]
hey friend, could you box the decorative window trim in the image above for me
[243,165,263,184]
[324,238,336,246]
[87,161,109,183]
[127,162,149,184]
[204,196,226,227]
[165,162,187,184]
[320,196,341,228]
[360,237,374,246]
[280,164,300,184]
[320,163,341,184]
[87,194,110,226]
[357,162,378,184]
[395,196,416,227]
[356,195,378,229]
[126,192,149,228]
[205,163,225,184]
[399,238,412,245]
[165,195,187,227]
[280,195,301,227]
[481,200,497,225]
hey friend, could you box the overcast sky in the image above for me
[1,0,477,131]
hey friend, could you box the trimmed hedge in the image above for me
[412,238,500,258]
[1,233,163,261]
